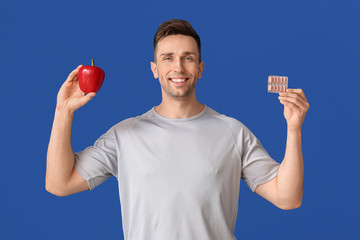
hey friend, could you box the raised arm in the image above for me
[255,89,310,210]
[46,65,96,197]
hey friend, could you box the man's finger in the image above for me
[66,65,83,82]
[279,99,302,112]
[279,99,306,118]
[279,92,309,110]
[286,88,306,98]
[278,94,309,111]
[280,89,308,102]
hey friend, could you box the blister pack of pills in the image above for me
[268,75,288,93]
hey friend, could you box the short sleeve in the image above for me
[240,125,280,192]
[221,115,280,193]
[74,127,118,191]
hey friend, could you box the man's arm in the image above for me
[46,65,96,197]
[255,89,310,210]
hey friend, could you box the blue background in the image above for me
[1,0,359,239]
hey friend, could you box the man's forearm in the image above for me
[276,128,304,208]
[46,108,76,194]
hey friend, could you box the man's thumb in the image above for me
[87,92,96,98]
[81,92,96,105]
[86,92,96,101]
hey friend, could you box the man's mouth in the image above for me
[168,77,190,84]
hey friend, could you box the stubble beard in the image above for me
[159,76,198,99]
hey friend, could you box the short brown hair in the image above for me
[153,19,201,63]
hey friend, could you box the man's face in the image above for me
[151,34,204,99]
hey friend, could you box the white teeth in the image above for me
[171,78,186,83]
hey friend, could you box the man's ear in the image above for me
[198,61,204,79]
[150,61,158,79]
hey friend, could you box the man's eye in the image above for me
[164,57,171,61]
[185,57,193,61]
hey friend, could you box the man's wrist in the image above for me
[55,106,75,117]
[287,128,302,137]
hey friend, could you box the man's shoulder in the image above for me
[206,106,258,144]
[206,106,247,130]
[107,107,155,133]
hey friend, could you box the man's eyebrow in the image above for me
[159,53,174,57]
[159,52,198,57]
[183,51,198,56]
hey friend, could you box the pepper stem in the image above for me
[91,58,94,66]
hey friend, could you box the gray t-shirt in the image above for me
[74,105,280,240]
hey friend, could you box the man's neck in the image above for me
[155,94,205,119]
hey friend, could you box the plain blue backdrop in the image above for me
[1,0,359,239]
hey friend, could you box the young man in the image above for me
[46,19,309,239]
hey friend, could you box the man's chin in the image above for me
[164,89,194,99]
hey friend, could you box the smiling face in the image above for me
[151,34,204,99]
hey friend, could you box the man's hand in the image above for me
[56,65,96,113]
[278,89,310,132]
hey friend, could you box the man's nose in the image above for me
[174,58,185,73]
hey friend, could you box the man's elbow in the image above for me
[277,199,302,210]
[45,182,70,197]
